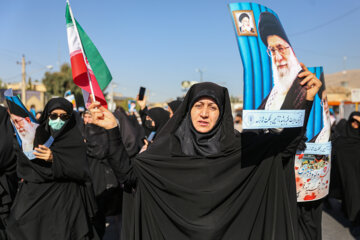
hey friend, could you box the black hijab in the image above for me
[27,97,89,182]
[331,111,360,222]
[174,83,226,156]
[146,107,170,133]
[119,82,308,239]
[335,111,360,140]
[167,100,182,114]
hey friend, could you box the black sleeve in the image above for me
[241,101,313,167]
[106,126,136,193]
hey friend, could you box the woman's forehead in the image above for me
[193,96,217,104]
[51,109,67,114]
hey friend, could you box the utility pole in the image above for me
[17,55,31,105]
[196,68,204,82]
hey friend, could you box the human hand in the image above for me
[88,101,118,130]
[136,94,147,110]
[353,115,360,122]
[34,145,53,162]
[298,63,322,101]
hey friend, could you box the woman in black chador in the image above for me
[6,98,100,240]
[0,107,18,240]
[331,112,360,225]
[88,69,321,240]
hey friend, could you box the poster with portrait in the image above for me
[229,4,331,201]
[295,67,332,202]
[4,89,53,160]
[229,2,306,129]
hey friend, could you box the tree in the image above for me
[42,63,84,107]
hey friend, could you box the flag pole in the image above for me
[67,0,96,104]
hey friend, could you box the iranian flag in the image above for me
[65,1,112,108]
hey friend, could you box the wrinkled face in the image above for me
[190,97,220,133]
[10,114,32,137]
[267,35,292,78]
[241,17,250,27]
[83,113,92,124]
[321,90,329,116]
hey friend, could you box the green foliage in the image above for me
[42,63,84,107]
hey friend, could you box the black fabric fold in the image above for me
[105,82,311,240]
[6,98,100,240]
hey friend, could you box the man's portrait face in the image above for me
[267,35,292,78]
[321,90,329,116]
[233,10,257,37]
[241,16,250,28]
[10,114,33,137]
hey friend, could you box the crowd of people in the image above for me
[0,72,359,239]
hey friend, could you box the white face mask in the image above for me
[48,118,66,130]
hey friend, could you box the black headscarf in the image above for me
[331,111,360,222]
[30,97,89,182]
[120,82,306,239]
[6,98,99,239]
[167,100,182,114]
[146,107,170,133]
[174,83,227,156]
[0,107,18,233]
[335,111,360,140]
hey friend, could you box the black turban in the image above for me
[258,12,291,47]
[239,13,250,23]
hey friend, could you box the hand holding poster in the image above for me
[229,3,330,201]
[4,89,53,160]
[295,68,331,201]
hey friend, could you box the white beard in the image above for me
[18,121,38,152]
[265,50,301,110]
[315,105,331,143]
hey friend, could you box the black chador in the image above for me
[0,107,18,240]
[331,111,360,224]
[6,98,100,240]
[106,82,313,240]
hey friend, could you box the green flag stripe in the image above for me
[76,21,112,90]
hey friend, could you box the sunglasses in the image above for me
[49,113,71,121]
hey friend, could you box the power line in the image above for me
[289,5,360,36]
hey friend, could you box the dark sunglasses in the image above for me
[49,113,71,121]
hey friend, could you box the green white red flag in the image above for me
[65,1,112,108]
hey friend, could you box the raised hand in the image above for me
[136,94,147,110]
[88,101,118,130]
[298,63,322,101]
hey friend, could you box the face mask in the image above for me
[49,118,66,130]
[145,120,155,131]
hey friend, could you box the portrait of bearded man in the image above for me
[257,12,306,110]
[7,100,38,152]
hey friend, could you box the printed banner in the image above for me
[243,110,304,129]
[4,89,53,160]
[295,67,331,202]
[229,3,306,129]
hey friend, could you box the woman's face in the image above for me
[190,97,220,133]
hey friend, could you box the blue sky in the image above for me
[1,0,359,102]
